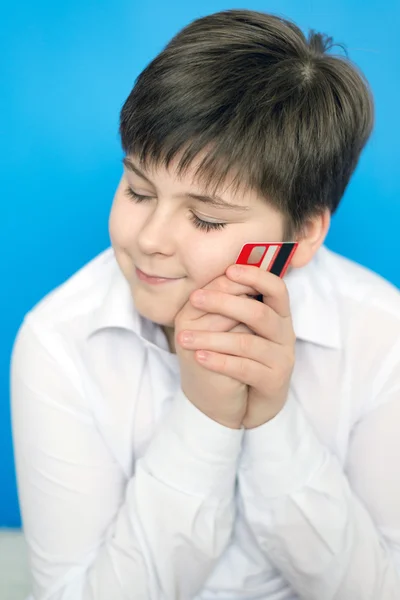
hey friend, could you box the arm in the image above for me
[11,317,243,600]
[237,355,400,600]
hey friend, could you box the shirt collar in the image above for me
[285,245,341,349]
[87,245,341,350]
[87,264,141,337]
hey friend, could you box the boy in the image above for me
[11,9,400,600]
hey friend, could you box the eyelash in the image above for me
[124,187,227,233]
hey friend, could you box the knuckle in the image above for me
[274,362,290,388]
[271,319,282,340]
[253,303,266,323]
[253,366,265,389]
[282,342,296,365]
[219,353,229,372]
[278,278,289,299]
[276,276,287,292]
[269,358,282,374]
[237,357,248,379]
[204,314,235,332]
[207,275,229,293]
[238,333,252,355]
[276,365,286,385]
[217,277,231,294]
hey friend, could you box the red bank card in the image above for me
[235,242,298,277]
[235,242,298,301]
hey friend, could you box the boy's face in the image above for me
[109,153,289,329]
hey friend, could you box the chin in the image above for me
[134,298,177,328]
[130,281,189,328]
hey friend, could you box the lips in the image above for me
[135,267,184,284]
[137,267,180,279]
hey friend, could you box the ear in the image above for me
[290,208,331,268]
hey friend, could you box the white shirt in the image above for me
[10,244,400,600]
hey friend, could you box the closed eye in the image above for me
[125,188,152,202]
[124,186,227,233]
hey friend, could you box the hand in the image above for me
[174,274,259,429]
[177,264,296,429]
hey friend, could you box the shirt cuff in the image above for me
[239,394,328,498]
[142,388,245,497]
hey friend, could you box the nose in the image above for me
[136,205,176,255]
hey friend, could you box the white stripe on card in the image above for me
[259,245,279,270]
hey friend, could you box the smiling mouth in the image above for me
[135,267,184,284]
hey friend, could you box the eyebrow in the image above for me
[122,157,250,212]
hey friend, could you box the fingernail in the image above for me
[229,264,243,277]
[197,350,209,361]
[192,290,205,305]
[181,331,194,345]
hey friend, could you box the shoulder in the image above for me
[320,246,399,309]
[12,247,122,373]
[25,247,118,328]
[319,247,400,405]
[319,246,400,325]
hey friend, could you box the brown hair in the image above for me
[119,9,374,240]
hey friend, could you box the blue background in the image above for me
[1,0,399,526]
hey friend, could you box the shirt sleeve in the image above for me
[10,316,244,600]
[237,349,400,600]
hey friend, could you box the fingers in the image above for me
[190,312,241,333]
[226,264,291,319]
[190,349,271,391]
[229,323,254,334]
[203,273,258,297]
[178,329,278,366]
[189,289,292,344]
[177,329,294,393]
[175,273,259,330]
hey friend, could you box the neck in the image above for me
[162,325,176,353]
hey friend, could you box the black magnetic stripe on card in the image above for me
[269,243,295,276]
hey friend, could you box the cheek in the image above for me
[109,196,141,247]
[183,236,241,287]
[108,202,119,245]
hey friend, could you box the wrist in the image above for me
[200,406,247,430]
[214,418,245,430]
[242,403,282,429]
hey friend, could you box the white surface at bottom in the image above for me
[0,529,31,600]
